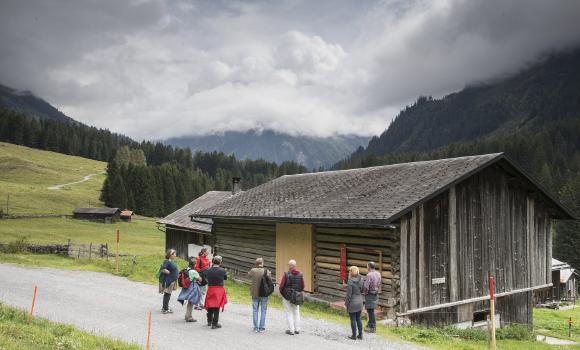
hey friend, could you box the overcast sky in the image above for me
[1,0,580,140]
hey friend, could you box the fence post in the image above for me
[489,274,496,350]
[89,242,92,260]
[569,317,573,338]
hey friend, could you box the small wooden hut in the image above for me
[72,207,120,223]
[157,191,234,259]
[536,259,578,304]
[120,210,134,222]
[194,153,574,328]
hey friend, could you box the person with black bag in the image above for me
[278,259,304,335]
[248,257,273,333]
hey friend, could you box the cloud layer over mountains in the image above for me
[1,0,580,140]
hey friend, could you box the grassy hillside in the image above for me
[0,142,106,215]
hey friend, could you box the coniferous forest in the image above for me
[334,49,580,270]
[0,110,307,217]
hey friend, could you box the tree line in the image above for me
[0,110,308,217]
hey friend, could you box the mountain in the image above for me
[356,48,580,158]
[165,129,368,170]
[0,84,76,124]
[336,47,580,271]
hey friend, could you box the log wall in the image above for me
[400,164,553,327]
[213,220,277,277]
[314,224,399,315]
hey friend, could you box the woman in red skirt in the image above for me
[202,255,228,329]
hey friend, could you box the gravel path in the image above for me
[47,172,104,190]
[0,264,423,350]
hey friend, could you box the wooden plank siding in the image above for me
[212,220,277,278]
[399,165,553,327]
[165,225,212,260]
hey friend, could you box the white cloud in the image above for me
[1,0,579,140]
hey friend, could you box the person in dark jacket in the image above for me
[159,249,178,314]
[279,259,304,335]
[202,255,228,329]
[363,261,381,333]
[345,266,364,340]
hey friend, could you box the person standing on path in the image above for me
[177,257,202,322]
[195,248,211,309]
[248,257,272,332]
[203,255,228,329]
[363,261,381,333]
[279,259,304,335]
[345,266,364,340]
[159,249,178,314]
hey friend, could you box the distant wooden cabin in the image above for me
[120,210,134,222]
[72,207,120,223]
[536,259,578,304]
[157,191,235,260]
[194,154,574,328]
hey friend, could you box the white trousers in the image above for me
[282,298,301,332]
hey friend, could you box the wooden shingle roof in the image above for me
[157,191,233,232]
[73,207,120,215]
[195,153,574,225]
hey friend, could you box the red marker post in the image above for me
[146,311,152,350]
[116,229,120,274]
[489,275,496,350]
[29,285,38,322]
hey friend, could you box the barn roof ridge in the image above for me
[194,153,574,224]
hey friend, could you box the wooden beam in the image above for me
[400,217,408,312]
[418,204,426,308]
[409,209,418,310]
[397,283,553,316]
[449,186,458,302]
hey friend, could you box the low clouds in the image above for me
[1,0,580,140]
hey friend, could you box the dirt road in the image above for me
[0,264,424,350]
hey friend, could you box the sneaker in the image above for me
[348,335,357,340]
[185,318,197,323]
[259,328,266,332]
[162,309,173,314]
[285,330,295,335]
[294,331,300,335]
[211,324,222,329]
[254,328,259,333]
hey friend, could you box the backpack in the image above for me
[283,272,304,305]
[258,269,274,297]
[178,268,191,288]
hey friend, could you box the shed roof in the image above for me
[73,207,120,215]
[157,191,233,232]
[120,210,134,217]
[195,153,574,225]
[560,268,577,284]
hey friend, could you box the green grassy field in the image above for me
[0,142,106,216]
[0,303,139,350]
[0,216,163,255]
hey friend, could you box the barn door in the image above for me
[276,223,314,292]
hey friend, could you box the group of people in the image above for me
[158,249,382,340]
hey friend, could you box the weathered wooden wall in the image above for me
[213,220,277,277]
[314,224,399,315]
[165,226,211,260]
[400,165,553,327]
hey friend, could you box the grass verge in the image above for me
[1,252,577,350]
[0,302,139,350]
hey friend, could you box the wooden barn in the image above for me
[157,191,234,260]
[194,153,574,328]
[72,207,120,223]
